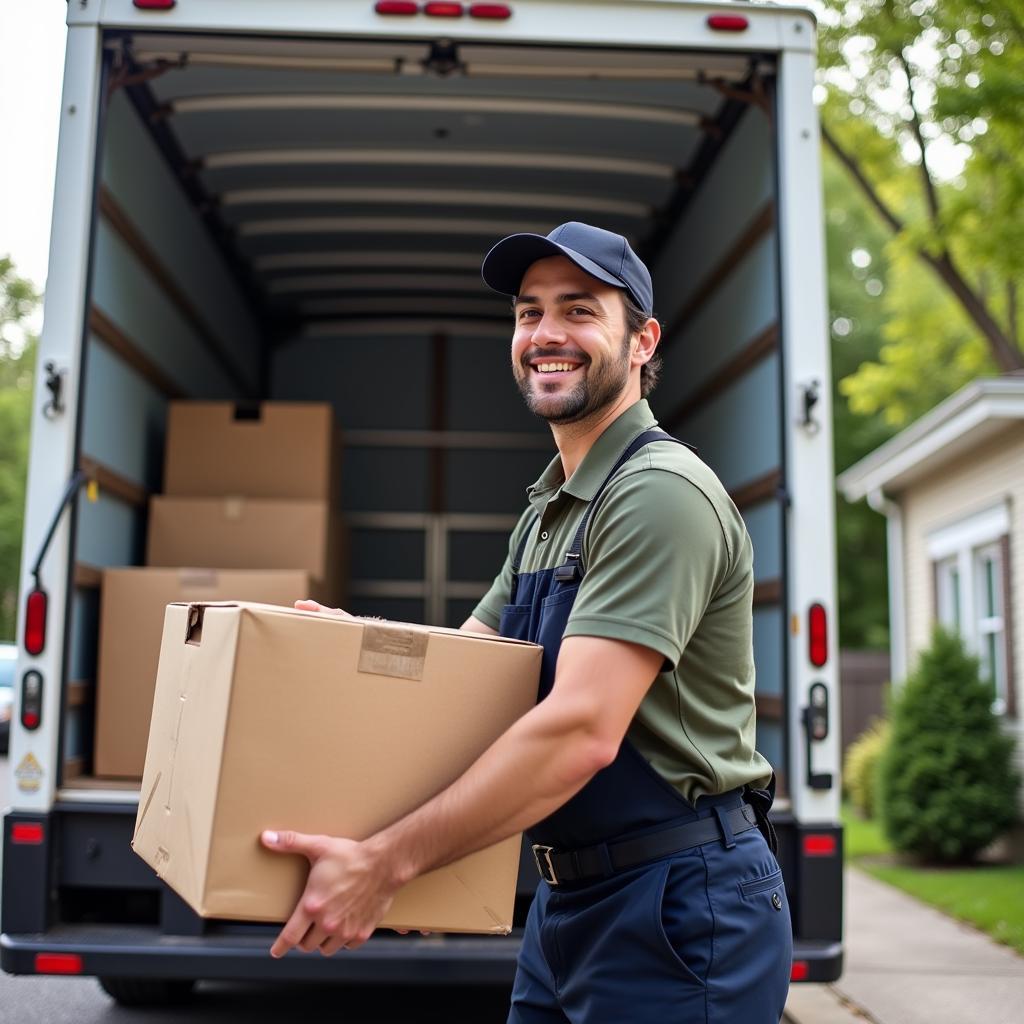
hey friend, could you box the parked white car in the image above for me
[0,643,15,755]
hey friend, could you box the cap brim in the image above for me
[481,233,625,297]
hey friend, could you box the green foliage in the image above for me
[844,718,891,819]
[878,628,1019,863]
[819,0,1024,426]
[824,150,900,649]
[0,256,39,640]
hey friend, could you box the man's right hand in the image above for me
[295,599,355,618]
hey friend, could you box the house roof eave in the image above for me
[837,378,1024,503]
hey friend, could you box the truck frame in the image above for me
[3,0,842,1002]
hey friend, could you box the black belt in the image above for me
[531,804,759,886]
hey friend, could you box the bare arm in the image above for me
[460,614,498,636]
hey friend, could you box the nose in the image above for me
[532,310,567,346]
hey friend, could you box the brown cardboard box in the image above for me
[163,401,337,500]
[95,569,316,778]
[145,497,340,597]
[132,603,541,933]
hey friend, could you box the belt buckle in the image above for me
[531,844,559,885]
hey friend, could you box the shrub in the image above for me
[844,718,890,819]
[878,627,1019,863]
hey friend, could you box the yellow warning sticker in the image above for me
[14,752,44,794]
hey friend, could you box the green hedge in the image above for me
[878,627,1019,863]
[844,718,890,819]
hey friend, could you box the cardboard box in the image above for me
[145,497,340,596]
[163,401,337,500]
[95,569,316,778]
[133,603,541,933]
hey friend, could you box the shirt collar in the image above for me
[525,399,659,511]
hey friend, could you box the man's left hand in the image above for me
[261,829,399,957]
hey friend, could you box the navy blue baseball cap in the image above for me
[481,221,654,315]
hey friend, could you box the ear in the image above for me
[632,317,661,368]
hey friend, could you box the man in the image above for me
[262,222,793,1022]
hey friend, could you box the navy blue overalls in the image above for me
[500,430,793,1024]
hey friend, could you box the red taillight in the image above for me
[133,0,176,9]
[707,14,749,31]
[469,2,512,17]
[375,0,419,12]
[12,823,45,845]
[790,960,809,981]
[808,602,827,667]
[24,588,48,656]
[424,1,464,15]
[35,954,83,975]
[803,834,838,857]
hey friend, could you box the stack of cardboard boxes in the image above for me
[94,402,342,779]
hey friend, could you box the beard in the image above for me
[514,331,632,425]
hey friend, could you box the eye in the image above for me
[568,306,594,316]
[517,308,541,321]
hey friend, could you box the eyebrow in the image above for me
[513,291,603,307]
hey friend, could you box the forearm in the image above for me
[367,695,610,888]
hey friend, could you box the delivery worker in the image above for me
[262,222,793,1023]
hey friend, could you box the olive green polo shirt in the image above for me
[474,399,773,802]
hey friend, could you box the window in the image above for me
[928,504,1012,714]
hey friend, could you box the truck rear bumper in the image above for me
[1,925,521,984]
[4,926,841,984]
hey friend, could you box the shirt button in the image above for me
[540,531,549,541]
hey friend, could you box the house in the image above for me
[837,377,1024,804]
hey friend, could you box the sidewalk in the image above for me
[784,867,1024,1024]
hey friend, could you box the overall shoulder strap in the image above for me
[555,429,696,581]
[511,511,540,575]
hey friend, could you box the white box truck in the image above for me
[3,0,843,1004]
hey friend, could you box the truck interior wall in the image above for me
[66,91,264,772]
[647,107,784,773]
[68,41,786,782]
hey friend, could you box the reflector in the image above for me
[12,822,45,845]
[803,834,838,857]
[790,960,809,981]
[133,0,176,9]
[707,14,749,31]
[35,954,83,975]
[808,602,827,667]
[469,2,512,17]
[375,0,419,12]
[24,588,47,656]
[424,1,465,15]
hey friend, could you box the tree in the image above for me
[877,627,1018,862]
[0,257,39,640]
[819,0,1023,427]
[824,149,900,648]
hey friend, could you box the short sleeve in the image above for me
[563,468,732,668]
[471,508,535,630]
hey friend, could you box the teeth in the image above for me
[536,363,578,373]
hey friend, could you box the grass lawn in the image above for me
[842,805,1024,957]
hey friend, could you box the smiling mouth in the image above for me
[530,361,584,375]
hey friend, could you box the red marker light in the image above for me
[803,833,838,857]
[24,588,48,656]
[375,1,419,12]
[12,823,45,845]
[469,2,512,17]
[424,1,464,15]
[133,0,176,9]
[35,954,83,975]
[790,960,809,981]
[707,14,749,31]
[808,602,827,667]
